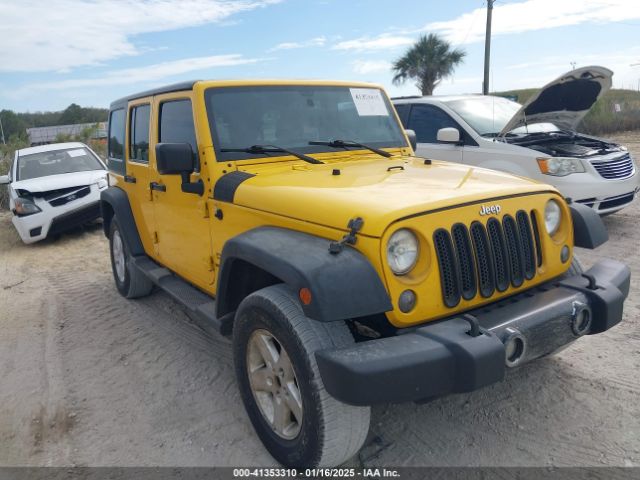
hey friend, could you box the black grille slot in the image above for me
[516,211,536,280]
[487,218,510,292]
[451,224,477,300]
[530,210,543,267]
[433,229,461,307]
[49,186,91,207]
[503,215,524,287]
[470,221,495,298]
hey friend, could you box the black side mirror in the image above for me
[156,143,194,175]
[155,143,204,196]
[404,129,417,151]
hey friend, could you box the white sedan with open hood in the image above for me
[0,142,108,244]
[393,66,639,214]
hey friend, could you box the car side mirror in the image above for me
[155,143,204,196]
[437,127,461,144]
[404,129,417,151]
[0,175,9,185]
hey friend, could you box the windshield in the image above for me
[442,96,561,136]
[17,147,105,181]
[205,85,407,161]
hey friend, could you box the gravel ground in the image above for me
[0,133,638,467]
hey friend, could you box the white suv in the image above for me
[393,66,639,214]
[0,142,108,243]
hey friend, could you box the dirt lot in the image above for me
[1,133,639,467]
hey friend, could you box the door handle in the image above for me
[124,175,136,183]
[150,182,166,192]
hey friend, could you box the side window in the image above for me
[408,104,460,143]
[159,99,199,170]
[129,104,150,163]
[108,108,126,174]
[394,103,410,126]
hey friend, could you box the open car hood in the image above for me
[499,66,613,135]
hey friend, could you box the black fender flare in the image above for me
[570,203,608,249]
[100,186,145,256]
[217,227,393,322]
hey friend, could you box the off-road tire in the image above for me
[109,217,153,299]
[233,284,370,467]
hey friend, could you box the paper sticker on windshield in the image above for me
[67,149,86,157]
[350,88,388,116]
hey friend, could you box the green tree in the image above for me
[59,103,83,124]
[392,33,466,96]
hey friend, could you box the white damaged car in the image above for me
[393,66,639,214]
[0,142,108,244]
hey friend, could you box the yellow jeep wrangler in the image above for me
[101,80,630,467]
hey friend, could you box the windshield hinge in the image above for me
[329,217,364,254]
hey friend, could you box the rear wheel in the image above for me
[233,284,370,467]
[109,217,153,299]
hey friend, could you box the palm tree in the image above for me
[392,34,466,96]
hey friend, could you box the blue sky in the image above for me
[1,0,639,112]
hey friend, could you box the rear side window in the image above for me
[129,104,150,163]
[159,100,199,170]
[108,108,126,174]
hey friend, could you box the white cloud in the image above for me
[14,54,264,93]
[0,0,282,72]
[269,36,326,51]
[425,0,640,45]
[332,35,413,52]
[352,60,392,75]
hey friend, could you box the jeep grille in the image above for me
[434,210,541,308]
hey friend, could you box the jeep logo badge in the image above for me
[479,204,502,216]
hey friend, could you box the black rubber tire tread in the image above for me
[233,284,370,468]
[109,217,153,299]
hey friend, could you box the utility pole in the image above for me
[482,0,494,95]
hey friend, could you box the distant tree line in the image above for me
[0,103,108,143]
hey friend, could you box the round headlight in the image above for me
[544,199,562,235]
[387,229,419,275]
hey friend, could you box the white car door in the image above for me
[405,103,464,163]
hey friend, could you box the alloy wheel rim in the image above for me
[246,329,303,439]
[112,231,126,283]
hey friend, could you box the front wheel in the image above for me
[233,284,370,467]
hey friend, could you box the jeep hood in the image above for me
[12,170,107,193]
[499,65,613,135]
[232,158,554,237]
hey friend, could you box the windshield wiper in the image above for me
[309,139,392,158]
[220,144,323,165]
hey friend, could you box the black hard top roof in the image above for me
[110,80,200,110]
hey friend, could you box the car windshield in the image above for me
[17,147,105,181]
[205,85,408,161]
[443,96,562,136]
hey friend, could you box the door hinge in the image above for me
[153,231,159,244]
[207,256,215,272]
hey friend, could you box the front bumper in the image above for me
[316,259,630,406]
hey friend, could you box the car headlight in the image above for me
[544,199,562,235]
[14,197,42,216]
[387,229,419,275]
[536,157,585,176]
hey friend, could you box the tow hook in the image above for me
[503,327,526,367]
[571,300,592,336]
